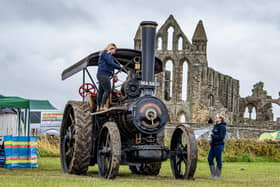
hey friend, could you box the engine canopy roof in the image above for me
[61,48,163,80]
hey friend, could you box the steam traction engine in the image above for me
[60,21,198,179]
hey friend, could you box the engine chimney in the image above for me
[140,21,158,95]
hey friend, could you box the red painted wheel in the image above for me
[79,83,97,98]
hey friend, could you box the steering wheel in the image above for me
[79,83,97,97]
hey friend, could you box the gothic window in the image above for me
[225,81,229,108]
[208,94,214,107]
[251,107,256,120]
[157,36,162,50]
[167,26,174,50]
[164,60,173,101]
[244,107,250,118]
[179,113,186,123]
[231,85,235,112]
[244,104,256,120]
[211,73,214,86]
[178,36,183,50]
[181,61,188,101]
[272,103,280,121]
[201,69,204,81]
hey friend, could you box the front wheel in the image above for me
[97,122,121,179]
[170,124,197,179]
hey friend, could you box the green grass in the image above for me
[0,157,280,187]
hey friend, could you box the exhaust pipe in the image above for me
[140,21,158,95]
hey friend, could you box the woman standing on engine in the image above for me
[208,113,227,179]
[97,43,122,111]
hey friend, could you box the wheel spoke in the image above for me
[105,133,110,147]
[66,147,73,157]
[104,132,111,174]
[176,157,182,174]
[105,156,110,169]
[69,113,75,126]
[103,155,108,174]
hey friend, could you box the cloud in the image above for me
[0,0,279,118]
[0,1,98,26]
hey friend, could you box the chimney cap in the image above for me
[140,21,158,27]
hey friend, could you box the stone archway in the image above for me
[176,111,187,123]
[272,103,280,121]
[243,103,257,120]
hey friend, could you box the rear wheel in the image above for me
[60,101,92,175]
[97,122,121,179]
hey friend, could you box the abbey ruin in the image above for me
[134,15,280,129]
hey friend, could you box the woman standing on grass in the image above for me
[208,113,227,179]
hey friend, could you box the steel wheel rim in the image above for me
[170,127,190,179]
[61,108,75,172]
[97,128,113,177]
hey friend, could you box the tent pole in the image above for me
[24,108,28,136]
[28,109,30,136]
[18,108,21,136]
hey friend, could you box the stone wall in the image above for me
[164,122,280,140]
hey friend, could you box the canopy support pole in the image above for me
[83,68,85,102]
[17,108,21,136]
[24,108,28,136]
[27,109,30,136]
[85,68,99,92]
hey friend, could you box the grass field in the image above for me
[0,157,279,187]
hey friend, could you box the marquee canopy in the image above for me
[0,96,56,110]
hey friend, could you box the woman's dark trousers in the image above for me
[97,73,111,106]
[208,145,224,178]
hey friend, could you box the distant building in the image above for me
[134,15,280,124]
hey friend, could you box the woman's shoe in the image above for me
[208,165,216,179]
[99,106,105,111]
[215,167,222,178]
[96,106,100,112]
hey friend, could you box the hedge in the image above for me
[38,136,280,162]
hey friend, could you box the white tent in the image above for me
[0,108,24,143]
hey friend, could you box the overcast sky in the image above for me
[0,0,279,118]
